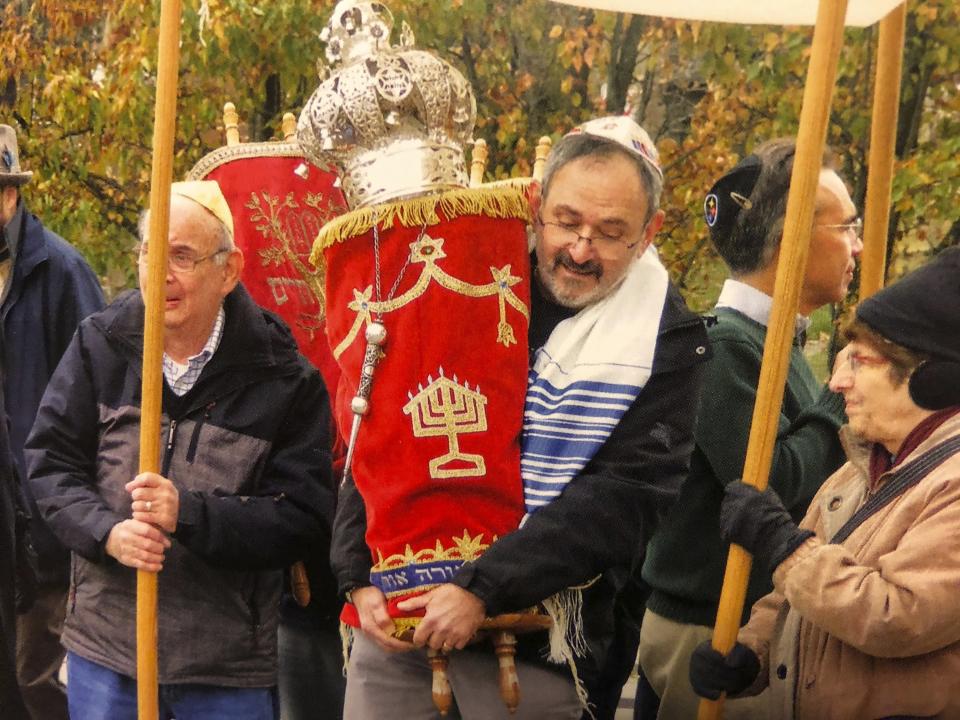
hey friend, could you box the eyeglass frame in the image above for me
[817,217,863,238]
[134,243,231,273]
[845,350,889,374]
[535,212,644,255]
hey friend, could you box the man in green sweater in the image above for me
[637,139,862,719]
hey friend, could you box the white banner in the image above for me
[549,0,904,28]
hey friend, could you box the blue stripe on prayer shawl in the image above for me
[524,430,612,448]
[521,372,644,511]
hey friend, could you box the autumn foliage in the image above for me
[1,0,957,309]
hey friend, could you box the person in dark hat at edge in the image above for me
[0,122,104,719]
[690,246,960,719]
[638,139,863,719]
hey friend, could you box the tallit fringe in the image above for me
[310,181,532,264]
[339,621,354,678]
[542,589,592,715]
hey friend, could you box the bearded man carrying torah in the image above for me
[299,3,710,717]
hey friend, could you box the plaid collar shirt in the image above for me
[162,306,225,396]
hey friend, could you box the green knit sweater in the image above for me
[642,307,845,627]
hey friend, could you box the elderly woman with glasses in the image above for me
[690,247,960,720]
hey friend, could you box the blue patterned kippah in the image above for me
[703,154,762,244]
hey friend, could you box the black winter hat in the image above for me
[856,246,960,410]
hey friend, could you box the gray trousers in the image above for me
[278,619,345,720]
[344,632,582,720]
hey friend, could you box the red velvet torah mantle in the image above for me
[317,185,532,628]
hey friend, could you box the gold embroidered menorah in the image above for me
[403,369,488,479]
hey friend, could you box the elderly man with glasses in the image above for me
[333,116,711,719]
[25,181,335,720]
[639,139,864,719]
[690,247,960,719]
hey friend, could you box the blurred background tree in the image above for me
[1,0,956,314]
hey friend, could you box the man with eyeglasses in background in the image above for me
[25,181,335,720]
[638,139,863,719]
[333,116,710,719]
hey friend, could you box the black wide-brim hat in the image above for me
[857,246,960,410]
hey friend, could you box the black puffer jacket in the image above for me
[26,285,334,686]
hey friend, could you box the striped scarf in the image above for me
[521,248,669,513]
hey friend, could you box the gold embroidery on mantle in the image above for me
[309,182,532,258]
[332,234,528,358]
[403,369,488,479]
[246,190,342,338]
[371,530,494,600]
[372,530,489,573]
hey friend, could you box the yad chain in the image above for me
[372,218,429,316]
[344,218,428,480]
[373,220,383,318]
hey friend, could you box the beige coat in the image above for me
[738,413,960,720]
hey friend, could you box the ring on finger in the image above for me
[146,500,153,512]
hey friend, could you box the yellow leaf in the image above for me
[549,24,563,39]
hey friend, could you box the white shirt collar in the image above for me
[715,279,811,336]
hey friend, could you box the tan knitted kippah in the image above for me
[171,180,234,238]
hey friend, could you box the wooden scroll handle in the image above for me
[281,112,297,141]
[533,136,552,182]
[470,139,489,187]
[493,630,520,713]
[427,648,454,715]
[223,102,240,147]
[397,612,550,715]
[290,561,310,607]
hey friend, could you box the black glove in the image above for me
[719,482,813,574]
[14,509,39,614]
[689,640,760,700]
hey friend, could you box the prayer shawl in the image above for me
[521,248,669,513]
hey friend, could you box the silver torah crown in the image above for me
[297,1,477,209]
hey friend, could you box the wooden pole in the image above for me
[697,0,849,717]
[137,1,182,718]
[859,2,906,299]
